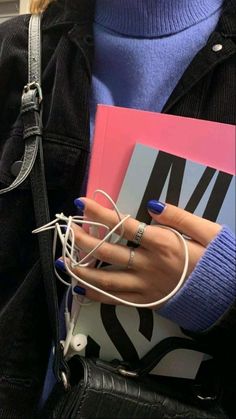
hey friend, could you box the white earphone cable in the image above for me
[32,190,189,309]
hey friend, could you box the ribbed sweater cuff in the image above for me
[159,226,236,332]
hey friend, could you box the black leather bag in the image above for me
[41,353,228,419]
[5,14,227,419]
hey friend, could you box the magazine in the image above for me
[74,106,235,378]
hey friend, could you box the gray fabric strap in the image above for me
[29,13,42,85]
[0,14,42,195]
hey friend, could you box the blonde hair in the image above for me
[30,0,55,13]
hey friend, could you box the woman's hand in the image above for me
[69,198,221,307]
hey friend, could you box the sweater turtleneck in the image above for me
[95,0,223,37]
[91,0,224,117]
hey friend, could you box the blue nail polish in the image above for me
[74,286,86,296]
[147,200,166,215]
[74,198,85,213]
[55,259,66,272]
[61,225,67,233]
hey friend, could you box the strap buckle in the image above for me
[118,368,138,378]
[23,81,43,104]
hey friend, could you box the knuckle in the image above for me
[174,213,186,228]
[151,235,161,248]
[168,208,186,229]
[96,243,111,261]
[73,227,85,243]
[85,199,100,218]
[73,266,84,279]
[74,230,81,244]
[102,276,112,290]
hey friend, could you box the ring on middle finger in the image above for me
[133,222,147,246]
[127,247,135,269]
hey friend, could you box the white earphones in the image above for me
[60,288,89,357]
[70,334,88,352]
[33,190,189,357]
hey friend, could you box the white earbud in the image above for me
[70,334,88,352]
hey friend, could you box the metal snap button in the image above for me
[212,44,223,52]
[11,160,23,177]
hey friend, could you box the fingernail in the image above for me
[55,259,66,272]
[147,200,166,214]
[74,286,86,296]
[74,198,85,213]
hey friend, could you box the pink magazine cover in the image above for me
[87,105,235,205]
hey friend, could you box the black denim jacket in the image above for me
[0,0,235,417]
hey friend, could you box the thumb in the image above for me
[147,200,221,246]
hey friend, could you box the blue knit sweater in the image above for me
[90,0,236,332]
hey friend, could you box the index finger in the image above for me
[148,201,222,246]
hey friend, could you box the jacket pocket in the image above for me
[0,128,89,275]
[0,126,90,191]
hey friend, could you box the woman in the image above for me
[0,0,235,417]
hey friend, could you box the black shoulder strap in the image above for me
[133,336,213,376]
[0,15,67,381]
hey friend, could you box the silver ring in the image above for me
[133,222,147,246]
[127,247,135,269]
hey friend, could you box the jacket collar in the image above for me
[163,0,236,113]
[42,0,95,29]
[218,0,236,37]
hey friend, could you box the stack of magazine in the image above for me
[73,105,235,379]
